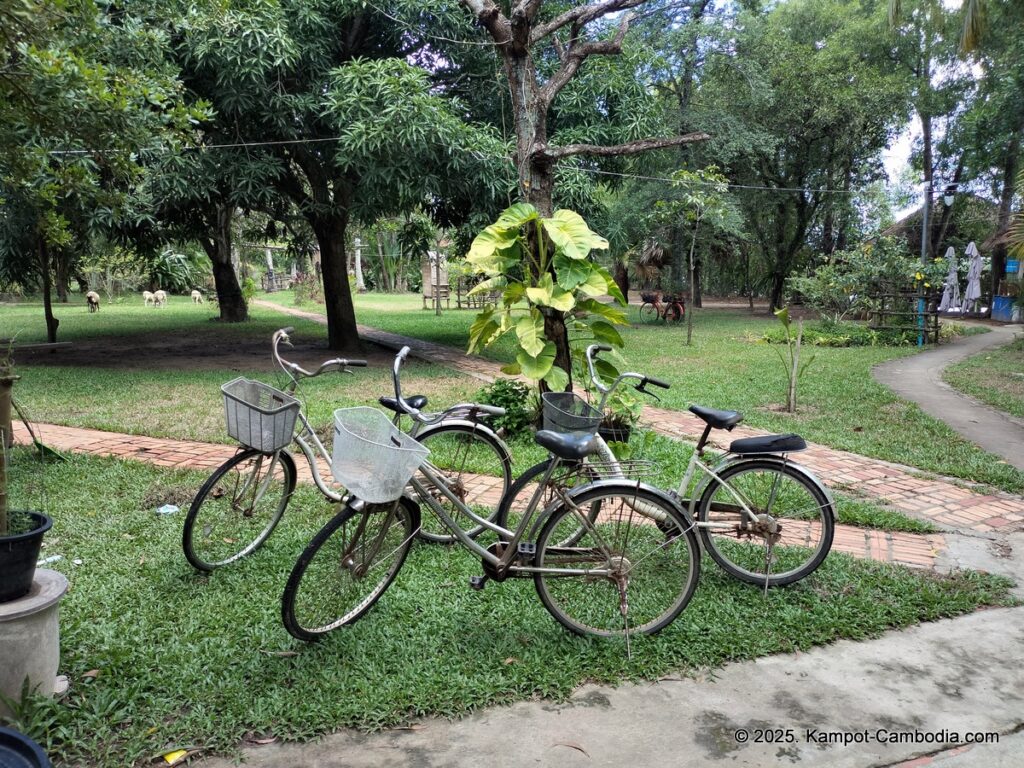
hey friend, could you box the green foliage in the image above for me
[148,249,206,294]
[465,203,625,390]
[763,318,974,348]
[241,277,257,303]
[474,379,536,439]
[773,306,815,413]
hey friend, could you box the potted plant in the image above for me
[598,387,643,446]
[1,350,53,603]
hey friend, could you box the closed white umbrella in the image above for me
[937,246,961,313]
[963,241,983,313]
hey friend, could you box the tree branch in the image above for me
[460,0,513,46]
[538,132,710,161]
[531,0,647,45]
[539,12,632,107]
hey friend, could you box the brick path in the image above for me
[16,301,1023,574]
[259,300,1024,538]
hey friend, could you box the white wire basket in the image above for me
[331,407,430,503]
[221,378,300,453]
[541,392,603,435]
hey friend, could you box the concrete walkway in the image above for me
[873,324,1024,471]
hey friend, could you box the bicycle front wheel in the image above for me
[697,459,835,587]
[533,484,700,638]
[411,422,512,544]
[281,496,419,640]
[638,303,659,324]
[183,449,296,571]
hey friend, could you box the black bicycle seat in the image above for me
[378,395,428,413]
[534,430,604,461]
[689,404,744,430]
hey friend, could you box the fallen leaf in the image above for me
[503,657,519,665]
[83,669,100,680]
[249,736,277,745]
[553,741,590,758]
[260,650,299,657]
[162,749,188,766]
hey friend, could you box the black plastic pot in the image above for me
[0,726,52,767]
[598,423,632,445]
[0,511,52,603]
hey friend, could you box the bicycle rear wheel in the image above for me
[495,459,601,545]
[282,496,419,640]
[410,422,511,544]
[183,449,296,571]
[533,484,700,638]
[697,459,834,587]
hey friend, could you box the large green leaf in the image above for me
[595,265,626,306]
[516,341,556,381]
[502,282,526,307]
[525,273,554,305]
[576,268,608,297]
[542,209,609,260]
[468,308,499,353]
[588,319,624,347]
[467,275,507,297]
[515,310,547,358]
[496,202,539,230]
[500,362,522,376]
[576,298,628,326]
[467,226,519,270]
[774,306,791,329]
[543,364,570,392]
[553,252,593,291]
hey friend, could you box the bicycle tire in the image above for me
[183,448,297,571]
[410,422,512,544]
[281,496,419,640]
[638,303,659,324]
[495,458,601,545]
[533,483,700,638]
[666,302,683,323]
[696,459,835,587]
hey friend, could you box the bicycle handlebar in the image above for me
[584,343,670,409]
[272,328,367,391]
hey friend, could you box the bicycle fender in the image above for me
[701,454,836,520]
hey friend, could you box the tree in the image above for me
[459,0,709,382]
[0,0,201,340]
[175,2,507,353]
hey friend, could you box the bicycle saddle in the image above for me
[534,429,604,461]
[689,404,744,430]
[378,395,428,413]
[729,433,806,455]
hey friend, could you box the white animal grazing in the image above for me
[143,290,156,306]
[86,291,100,313]
[191,290,204,304]
[154,290,167,307]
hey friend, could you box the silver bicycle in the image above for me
[280,346,701,642]
[182,328,512,571]
[497,344,837,588]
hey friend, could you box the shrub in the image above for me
[475,379,536,439]
[293,273,322,305]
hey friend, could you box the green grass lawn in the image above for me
[8,292,1024,495]
[3,452,1013,767]
[944,336,1024,421]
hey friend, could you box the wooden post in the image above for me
[0,374,18,535]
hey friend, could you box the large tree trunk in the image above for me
[54,250,69,303]
[613,260,629,303]
[201,205,248,322]
[312,211,362,354]
[38,240,59,343]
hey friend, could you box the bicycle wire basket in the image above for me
[541,392,603,435]
[221,377,300,452]
[331,407,430,503]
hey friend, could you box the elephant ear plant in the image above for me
[464,203,629,391]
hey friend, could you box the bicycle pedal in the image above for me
[469,575,489,591]
[517,542,536,556]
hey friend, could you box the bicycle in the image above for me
[280,346,701,642]
[639,291,685,324]
[496,345,836,589]
[181,327,512,571]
